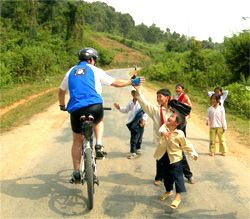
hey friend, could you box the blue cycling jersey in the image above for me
[66,62,104,113]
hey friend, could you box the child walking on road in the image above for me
[206,93,227,156]
[114,87,148,159]
[156,112,198,209]
[134,86,195,185]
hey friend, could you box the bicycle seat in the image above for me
[80,114,94,139]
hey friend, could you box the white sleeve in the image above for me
[89,65,115,85]
[60,67,73,91]
[208,91,214,97]
[119,101,132,114]
[222,90,229,100]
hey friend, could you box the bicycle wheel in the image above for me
[85,147,94,209]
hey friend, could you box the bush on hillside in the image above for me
[224,83,250,119]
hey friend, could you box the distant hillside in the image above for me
[91,34,151,68]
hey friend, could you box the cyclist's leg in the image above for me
[72,132,84,172]
[93,119,104,143]
[93,119,107,158]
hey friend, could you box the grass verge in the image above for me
[1,74,65,108]
[0,73,66,133]
[0,89,59,133]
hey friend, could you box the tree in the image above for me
[145,24,163,43]
[120,13,135,38]
[63,2,78,40]
[186,38,206,72]
[223,31,250,80]
[1,0,30,31]
[29,0,37,38]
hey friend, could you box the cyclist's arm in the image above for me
[111,77,145,87]
[111,79,132,87]
[58,88,66,106]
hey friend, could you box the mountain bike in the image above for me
[78,107,111,210]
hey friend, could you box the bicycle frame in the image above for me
[78,108,111,209]
[80,137,98,185]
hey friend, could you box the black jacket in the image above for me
[126,108,145,132]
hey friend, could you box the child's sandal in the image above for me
[209,152,215,156]
[160,191,173,201]
[127,153,136,159]
[171,199,181,209]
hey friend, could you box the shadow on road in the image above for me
[0,169,92,217]
[100,173,152,186]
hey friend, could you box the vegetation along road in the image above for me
[0,69,249,218]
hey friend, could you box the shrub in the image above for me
[224,83,250,118]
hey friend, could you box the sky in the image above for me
[85,0,250,43]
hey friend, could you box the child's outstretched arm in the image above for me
[134,86,157,119]
[179,136,198,160]
[114,102,120,110]
[114,101,131,114]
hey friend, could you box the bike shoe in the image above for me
[95,144,107,159]
[70,172,81,184]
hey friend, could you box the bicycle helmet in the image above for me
[78,47,99,61]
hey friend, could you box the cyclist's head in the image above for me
[78,47,99,65]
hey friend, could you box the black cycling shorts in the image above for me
[70,103,104,134]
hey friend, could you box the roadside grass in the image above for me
[1,74,65,108]
[0,73,65,133]
[0,88,60,133]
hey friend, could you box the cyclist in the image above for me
[58,47,145,183]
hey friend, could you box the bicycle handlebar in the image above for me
[103,107,112,110]
[61,106,112,111]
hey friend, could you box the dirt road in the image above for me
[0,69,249,218]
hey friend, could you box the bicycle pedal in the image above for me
[94,178,99,186]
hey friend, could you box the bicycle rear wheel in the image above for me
[85,147,94,209]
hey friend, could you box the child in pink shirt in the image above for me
[206,93,227,156]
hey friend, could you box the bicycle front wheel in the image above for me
[85,147,94,209]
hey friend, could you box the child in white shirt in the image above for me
[114,87,148,159]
